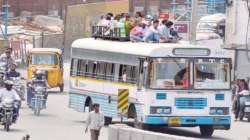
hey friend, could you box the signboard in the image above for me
[118,89,129,116]
[173,48,210,56]
[174,23,188,33]
[159,13,169,19]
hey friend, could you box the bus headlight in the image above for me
[150,106,171,114]
[210,107,229,115]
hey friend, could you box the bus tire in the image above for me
[199,125,214,137]
[104,116,112,126]
[128,104,145,129]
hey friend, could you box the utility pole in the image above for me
[1,0,9,50]
[190,0,198,44]
[2,0,9,39]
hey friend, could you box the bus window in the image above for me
[119,64,138,84]
[70,58,78,76]
[194,59,230,89]
[149,58,189,89]
[105,63,115,81]
[97,62,106,79]
[79,60,87,76]
[86,61,95,77]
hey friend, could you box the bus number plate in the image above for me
[168,117,181,126]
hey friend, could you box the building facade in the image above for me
[130,0,225,21]
[6,0,121,18]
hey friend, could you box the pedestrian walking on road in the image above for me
[85,103,104,140]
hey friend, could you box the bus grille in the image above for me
[175,98,207,109]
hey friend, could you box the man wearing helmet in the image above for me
[27,69,49,107]
[0,80,21,122]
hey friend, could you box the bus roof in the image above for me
[30,48,62,54]
[71,38,233,58]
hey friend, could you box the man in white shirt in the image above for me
[0,80,21,122]
[0,48,15,71]
[143,19,160,42]
[85,103,104,140]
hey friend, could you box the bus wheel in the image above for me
[199,125,214,137]
[128,105,144,129]
[104,116,112,126]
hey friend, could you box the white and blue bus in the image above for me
[69,38,233,137]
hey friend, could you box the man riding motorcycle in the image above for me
[27,69,49,107]
[0,48,15,72]
[0,80,21,123]
[6,63,20,79]
[234,79,250,121]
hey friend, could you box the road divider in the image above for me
[108,124,201,140]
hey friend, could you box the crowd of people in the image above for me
[93,12,181,43]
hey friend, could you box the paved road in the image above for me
[0,62,250,140]
[0,93,109,140]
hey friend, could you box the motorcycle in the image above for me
[240,100,250,122]
[0,98,19,131]
[31,86,47,116]
[10,77,25,101]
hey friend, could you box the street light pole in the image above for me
[190,0,198,44]
[2,0,9,39]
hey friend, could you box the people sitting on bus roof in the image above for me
[143,19,161,43]
[130,21,147,42]
[92,12,181,43]
[166,21,182,40]
[125,14,135,37]
[134,11,143,25]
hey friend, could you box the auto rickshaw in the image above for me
[27,48,64,92]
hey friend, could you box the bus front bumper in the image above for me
[144,116,231,129]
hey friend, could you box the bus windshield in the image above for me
[31,53,58,65]
[194,58,230,89]
[150,58,189,89]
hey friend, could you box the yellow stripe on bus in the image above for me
[70,76,136,87]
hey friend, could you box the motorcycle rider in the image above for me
[0,80,21,123]
[235,79,250,121]
[0,48,15,72]
[27,69,49,107]
[6,63,20,79]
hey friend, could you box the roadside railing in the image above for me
[92,26,129,41]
